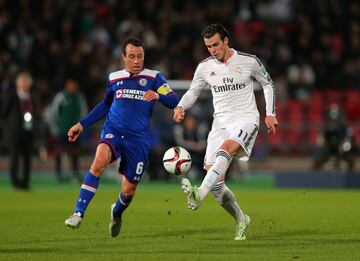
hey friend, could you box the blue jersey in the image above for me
[103,69,175,138]
[80,68,178,139]
[79,68,178,184]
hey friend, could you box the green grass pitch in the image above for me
[0,180,360,260]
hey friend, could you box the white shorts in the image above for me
[204,121,259,165]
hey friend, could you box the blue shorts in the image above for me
[100,125,150,184]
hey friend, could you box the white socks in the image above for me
[195,149,245,223]
[198,150,231,201]
[211,183,245,223]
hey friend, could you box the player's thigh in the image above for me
[205,122,259,163]
[228,122,259,161]
[90,143,113,175]
[204,128,228,165]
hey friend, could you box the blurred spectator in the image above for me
[45,79,87,181]
[256,0,294,22]
[287,58,315,101]
[173,113,208,179]
[147,110,177,180]
[1,72,35,190]
[0,0,359,96]
[0,0,360,161]
[312,104,357,172]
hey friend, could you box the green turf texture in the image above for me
[0,181,359,260]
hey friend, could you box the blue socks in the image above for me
[74,172,100,216]
[113,192,133,218]
[73,172,132,219]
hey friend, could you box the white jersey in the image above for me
[178,49,276,129]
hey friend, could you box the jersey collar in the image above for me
[214,48,236,65]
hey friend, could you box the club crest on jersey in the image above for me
[139,78,147,86]
[235,66,242,75]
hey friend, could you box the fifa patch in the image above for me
[105,133,114,139]
[139,78,147,86]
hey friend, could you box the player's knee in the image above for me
[90,159,108,176]
[121,178,137,196]
[219,140,242,156]
[122,186,136,197]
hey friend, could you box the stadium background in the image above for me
[0,0,359,183]
[0,1,360,260]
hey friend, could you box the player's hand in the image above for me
[265,116,278,135]
[143,90,159,101]
[68,122,84,142]
[173,106,185,123]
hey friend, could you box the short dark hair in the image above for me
[201,23,229,41]
[122,38,144,56]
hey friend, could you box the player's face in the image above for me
[204,34,229,62]
[122,44,144,74]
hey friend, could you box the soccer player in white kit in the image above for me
[173,24,278,240]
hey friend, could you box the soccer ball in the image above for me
[162,146,192,175]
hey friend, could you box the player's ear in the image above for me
[223,37,229,46]
[121,53,126,61]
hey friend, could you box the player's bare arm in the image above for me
[68,122,84,142]
[143,90,159,101]
[265,116,278,134]
[173,106,185,123]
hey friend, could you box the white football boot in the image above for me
[181,178,201,210]
[109,203,122,238]
[234,214,251,240]
[65,212,82,229]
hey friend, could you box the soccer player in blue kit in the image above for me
[64,38,179,237]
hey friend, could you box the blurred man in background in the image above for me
[173,113,207,180]
[174,23,278,240]
[2,72,35,190]
[46,78,87,182]
[313,103,356,172]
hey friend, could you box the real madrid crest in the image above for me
[139,78,147,86]
[235,66,242,75]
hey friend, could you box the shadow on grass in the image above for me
[130,227,225,239]
[0,248,63,254]
[253,229,323,239]
[1,237,359,256]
